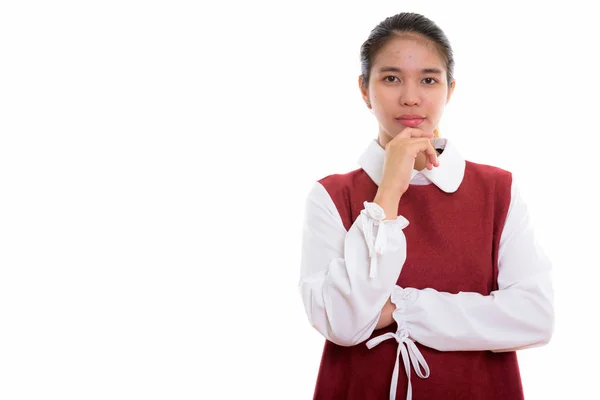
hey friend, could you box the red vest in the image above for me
[313,161,523,400]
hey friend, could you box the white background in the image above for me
[0,1,598,399]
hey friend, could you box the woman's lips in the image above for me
[396,117,425,127]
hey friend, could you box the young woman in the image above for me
[298,12,554,400]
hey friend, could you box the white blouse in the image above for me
[298,138,554,400]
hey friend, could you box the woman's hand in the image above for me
[375,296,396,330]
[380,128,439,196]
[374,128,438,219]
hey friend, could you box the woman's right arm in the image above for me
[298,181,410,346]
[299,128,439,346]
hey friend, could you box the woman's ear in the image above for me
[358,75,370,106]
[446,80,456,104]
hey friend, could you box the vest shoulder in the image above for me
[317,167,370,192]
[465,160,513,185]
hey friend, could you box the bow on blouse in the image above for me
[360,201,409,279]
[360,213,388,279]
[366,289,430,400]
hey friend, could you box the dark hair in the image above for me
[360,12,454,88]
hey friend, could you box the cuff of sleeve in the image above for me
[359,203,409,279]
[362,201,409,228]
[391,286,418,336]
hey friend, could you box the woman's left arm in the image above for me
[388,176,555,352]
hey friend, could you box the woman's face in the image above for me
[359,34,455,146]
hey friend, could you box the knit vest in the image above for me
[313,161,523,400]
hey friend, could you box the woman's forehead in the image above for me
[373,34,445,71]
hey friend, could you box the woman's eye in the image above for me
[384,76,398,83]
[423,78,438,85]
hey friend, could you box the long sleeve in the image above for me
[298,181,410,346]
[392,177,555,352]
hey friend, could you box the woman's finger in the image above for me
[396,127,433,139]
[420,138,439,167]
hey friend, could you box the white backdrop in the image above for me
[1,1,598,399]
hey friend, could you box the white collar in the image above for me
[357,137,466,193]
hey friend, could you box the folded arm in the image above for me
[384,177,554,352]
[298,182,408,346]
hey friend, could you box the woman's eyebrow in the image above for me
[378,67,443,75]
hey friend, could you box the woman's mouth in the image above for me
[395,117,425,127]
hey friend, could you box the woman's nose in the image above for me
[400,84,420,106]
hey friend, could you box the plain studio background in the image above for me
[0,1,598,399]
